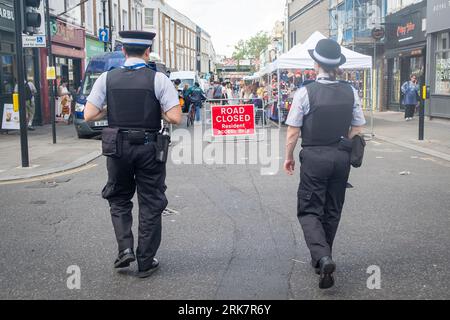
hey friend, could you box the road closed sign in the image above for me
[211,104,256,137]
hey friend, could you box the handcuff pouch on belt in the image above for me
[102,128,122,158]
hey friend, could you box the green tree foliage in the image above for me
[232,31,271,61]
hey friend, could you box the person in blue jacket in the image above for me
[401,74,420,121]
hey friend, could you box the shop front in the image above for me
[39,18,85,124]
[426,0,450,119]
[0,0,15,126]
[1,0,42,129]
[384,2,427,111]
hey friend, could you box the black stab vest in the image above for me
[106,67,162,131]
[301,81,355,147]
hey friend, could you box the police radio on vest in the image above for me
[215,107,251,123]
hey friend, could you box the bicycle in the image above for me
[187,103,196,127]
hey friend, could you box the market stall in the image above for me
[260,31,373,126]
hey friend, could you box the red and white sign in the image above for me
[211,105,256,137]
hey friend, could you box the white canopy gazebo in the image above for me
[259,31,373,127]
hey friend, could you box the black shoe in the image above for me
[114,249,136,269]
[318,256,336,290]
[136,259,160,279]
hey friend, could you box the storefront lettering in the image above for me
[397,22,416,37]
[433,0,450,12]
[0,8,14,21]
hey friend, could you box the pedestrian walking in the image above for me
[213,81,223,104]
[401,75,420,121]
[182,83,191,113]
[284,39,366,289]
[189,82,206,124]
[84,31,182,278]
[14,79,37,130]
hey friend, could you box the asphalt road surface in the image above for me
[1,128,449,300]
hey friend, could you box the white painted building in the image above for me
[83,0,144,53]
[142,0,216,75]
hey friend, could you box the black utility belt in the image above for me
[303,138,353,152]
[120,130,158,143]
[102,128,171,164]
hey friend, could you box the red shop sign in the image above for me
[211,105,256,137]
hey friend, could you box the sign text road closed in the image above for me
[211,105,256,137]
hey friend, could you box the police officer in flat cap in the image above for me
[284,39,366,289]
[84,31,182,278]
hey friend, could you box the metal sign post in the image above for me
[13,0,30,167]
[45,0,57,144]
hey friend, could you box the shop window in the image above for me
[389,58,401,104]
[410,56,424,80]
[435,31,450,95]
[1,56,15,95]
[25,53,34,82]
[1,42,14,54]
[144,8,154,26]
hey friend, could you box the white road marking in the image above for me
[292,259,307,264]
[15,165,40,170]
[0,164,98,186]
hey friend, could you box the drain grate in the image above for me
[30,200,47,205]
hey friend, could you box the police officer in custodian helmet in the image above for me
[284,39,366,289]
[84,31,182,278]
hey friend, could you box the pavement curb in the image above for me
[374,135,450,162]
[0,151,102,183]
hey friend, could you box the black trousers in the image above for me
[102,139,168,271]
[297,146,351,268]
[405,104,416,118]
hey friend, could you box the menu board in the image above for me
[1,104,20,130]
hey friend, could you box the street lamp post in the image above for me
[101,0,108,52]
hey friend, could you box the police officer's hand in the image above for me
[284,160,296,176]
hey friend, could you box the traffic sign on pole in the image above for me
[22,35,47,48]
[211,105,256,137]
[99,28,109,43]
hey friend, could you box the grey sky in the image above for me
[165,0,286,57]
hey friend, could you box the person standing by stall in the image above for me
[401,74,420,121]
[284,39,366,290]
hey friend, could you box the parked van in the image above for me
[74,51,168,139]
[169,71,199,89]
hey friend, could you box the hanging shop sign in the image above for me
[371,27,385,40]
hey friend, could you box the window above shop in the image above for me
[436,32,449,51]
[144,8,154,26]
